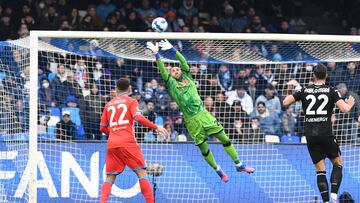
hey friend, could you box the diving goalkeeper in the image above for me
[146,40,255,183]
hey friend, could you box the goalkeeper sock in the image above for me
[100,180,113,203]
[139,176,154,203]
[330,165,342,195]
[317,171,329,202]
[215,130,240,164]
[198,142,218,169]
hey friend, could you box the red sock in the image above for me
[100,181,112,203]
[139,178,154,203]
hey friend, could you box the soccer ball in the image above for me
[152,17,168,32]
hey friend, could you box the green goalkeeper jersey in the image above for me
[156,52,204,120]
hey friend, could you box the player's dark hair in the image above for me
[313,63,327,80]
[116,78,130,92]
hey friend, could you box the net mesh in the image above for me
[0,35,359,202]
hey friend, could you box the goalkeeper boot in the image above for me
[236,164,255,174]
[215,166,229,183]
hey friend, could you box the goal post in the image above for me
[29,33,39,203]
[15,31,360,202]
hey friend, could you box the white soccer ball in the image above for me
[152,17,168,32]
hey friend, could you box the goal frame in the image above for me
[28,31,360,203]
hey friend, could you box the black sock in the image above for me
[317,171,329,202]
[330,165,342,194]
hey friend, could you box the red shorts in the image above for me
[105,145,145,174]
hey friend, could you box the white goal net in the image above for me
[0,32,359,202]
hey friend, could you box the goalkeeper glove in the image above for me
[159,39,177,52]
[146,41,161,60]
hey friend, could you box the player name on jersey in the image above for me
[304,87,330,93]
[305,117,328,122]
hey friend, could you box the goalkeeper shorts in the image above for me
[185,110,223,145]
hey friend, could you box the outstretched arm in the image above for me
[283,95,296,109]
[159,39,189,72]
[147,41,170,82]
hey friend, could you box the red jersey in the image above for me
[100,95,157,148]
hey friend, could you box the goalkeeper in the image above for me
[146,40,255,183]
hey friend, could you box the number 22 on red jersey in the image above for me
[100,97,140,133]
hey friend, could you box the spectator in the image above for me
[39,78,56,107]
[96,0,116,21]
[204,96,216,116]
[136,0,157,20]
[253,101,281,136]
[144,12,156,29]
[86,5,104,30]
[104,13,120,31]
[248,117,264,143]
[73,58,89,90]
[144,100,157,122]
[326,62,343,87]
[57,0,71,17]
[56,111,77,140]
[255,84,282,115]
[248,15,264,33]
[164,123,179,141]
[178,0,198,25]
[131,89,147,112]
[0,15,13,40]
[52,64,69,107]
[337,83,360,120]
[342,62,360,94]
[154,83,171,116]
[278,20,293,33]
[253,65,269,93]
[224,100,251,140]
[275,64,293,97]
[39,5,59,30]
[125,11,146,31]
[166,11,182,32]
[219,4,247,33]
[83,83,106,139]
[21,14,37,31]
[247,74,261,104]
[198,74,222,98]
[80,15,95,31]
[235,67,248,85]
[269,44,282,61]
[282,108,296,136]
[216,64,233,91]
[166,101,181,124]
[157,0,174,17]
[69,8,81,30]
[207,16,225,33]
[226,85,254,115]
[214,91,231,119]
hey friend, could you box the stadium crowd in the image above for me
[0,0,359,144]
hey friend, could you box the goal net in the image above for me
[0,32,359,202]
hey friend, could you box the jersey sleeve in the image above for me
[156,60,170,83]
[100,103,109,127]
[332,87,341,103]
[292,88,303,101]
[130,99,142,118]
[175,51,190,73]
[100,103,110,134]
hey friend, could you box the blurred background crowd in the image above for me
[0,0,359,144]
[0,0,360,40]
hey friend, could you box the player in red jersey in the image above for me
[99,78,169,203]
